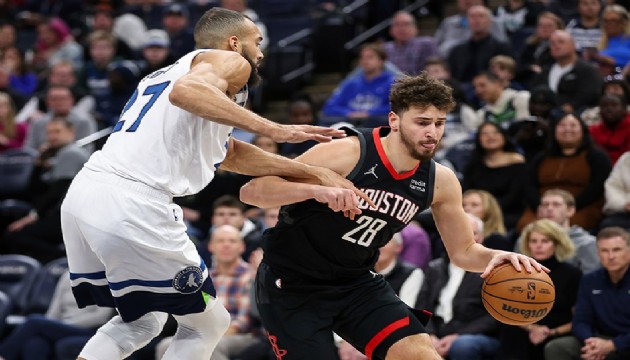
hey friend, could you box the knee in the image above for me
[100,312,167,354]
[449,335,478,357]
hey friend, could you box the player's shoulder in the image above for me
[194,50,246,63]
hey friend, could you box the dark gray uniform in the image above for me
[257,127,435,360]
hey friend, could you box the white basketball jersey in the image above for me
[86,50,248,196]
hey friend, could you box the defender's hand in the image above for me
[271,124,346,144]
[311,167,376,213]
[313,186,362,217]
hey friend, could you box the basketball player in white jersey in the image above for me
[60,8,368,360]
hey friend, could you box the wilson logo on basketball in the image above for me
[501,304,549,319]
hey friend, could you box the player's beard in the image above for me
[399,125,439,162]
[241,52,262,88]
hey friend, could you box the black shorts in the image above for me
[256,263,428,360]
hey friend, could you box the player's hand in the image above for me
[311,167,376,217]
[480,251,550,278]
[271,124,346,144]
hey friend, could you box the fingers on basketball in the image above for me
[481,263,555,325]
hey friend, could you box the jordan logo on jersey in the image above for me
[364,164,379,178]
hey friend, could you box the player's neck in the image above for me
[381,135,419,173]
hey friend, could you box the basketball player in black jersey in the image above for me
[240,73,547,360]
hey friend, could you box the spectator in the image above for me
[586,5,630,76]
[535,189,601,274]
[220,0,268,52]
[82,30,119,128]
[510,86,555,161]
[0,91,27,152]
[517,12,565,82]
[565,0,603,52]
[532,30,603,114]
[0,23,16,54]
[519,113,612,232]
[399,222,432,270]
[198,195,263,267]
[383,11,439,76]
[161,3,195,60]
[156,224,257,360]
[589,93,630,164]
[1,46,38,98]
[279,99,318,158]
[415,250,500,360]
[435,0,508,58]
[101,60,141,128]
[32,61,91,117]
[137,29,177,79]
[321,43,395,125]
[25,85,97,153]
[1,117,89,263]
[337,232,425,360]
[581,77,630,125]
[544,227,630,360]
[494,0,544,36]
[489,54,526,90]
[473,71,531,127]
[601,151,630,230]
[462,189,513,250]
[425,57,478,155]
[500,219,582,360]
[85,3,135,61]
[461,121,527,230]
[31,18,83,75]
[0,270,114,360]
[447,5,512,83]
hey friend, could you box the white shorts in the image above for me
[61,168,217,322]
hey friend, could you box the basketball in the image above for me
[481,263,555,325]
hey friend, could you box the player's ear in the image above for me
[388,111,399,131]
[228,35,240,52]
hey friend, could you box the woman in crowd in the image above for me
[0,91,27,152]
[462,122,527,230]
[519,113,612,231]
[462,189,512,250]
[499,219,582,360]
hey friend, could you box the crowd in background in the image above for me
[0,0,629,359]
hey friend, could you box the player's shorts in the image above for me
[256,263,429,360]
[60,168,217,322]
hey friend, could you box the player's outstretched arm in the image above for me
[431,164,547,275]
[238,137,373,215]
[169,50,345,143]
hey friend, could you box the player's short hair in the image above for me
[597,226,630,246]
[541,189,575,208]
[519,219,576,261]
[194,7,251,49]
[389,72,455,115]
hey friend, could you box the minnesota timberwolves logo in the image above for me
[173,266,203,294]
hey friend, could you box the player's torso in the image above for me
[262,127,435,284]
[86,49,248,196]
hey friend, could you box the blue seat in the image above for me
[22,257,69,314]
[0,255,41,312]
[0,147,37,199]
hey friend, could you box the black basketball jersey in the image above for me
[261,127,435,288]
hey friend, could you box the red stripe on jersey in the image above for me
[364,315,410,359]
[372,127,418,180]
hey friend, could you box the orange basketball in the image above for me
[481,263,555,325]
